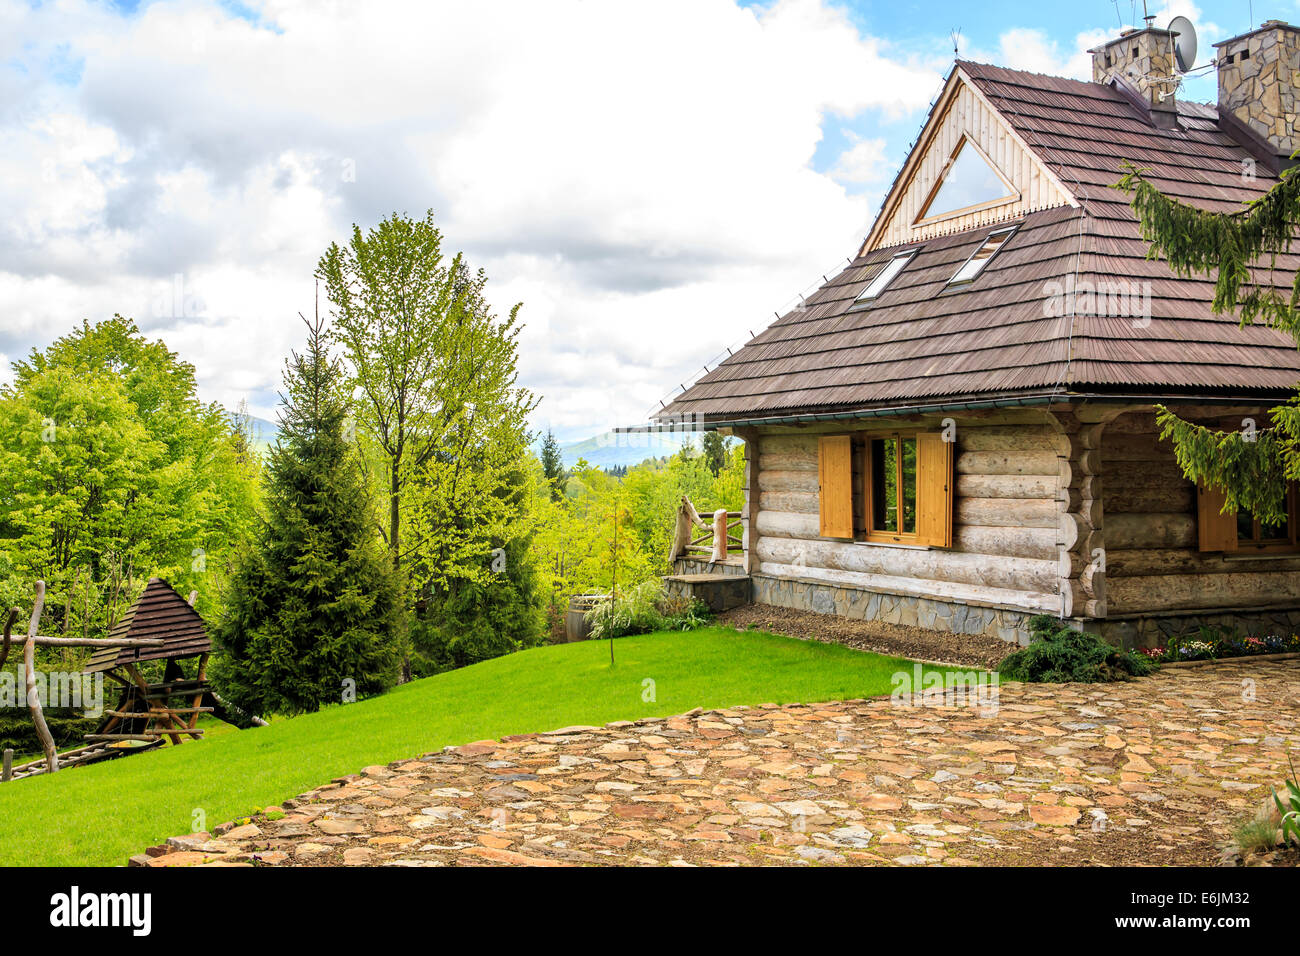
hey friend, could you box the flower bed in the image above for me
[1139,629,1300,663]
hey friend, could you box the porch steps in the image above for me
[663,570,752,613]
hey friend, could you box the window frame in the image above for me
[848,251,918,311]
[1237,485,1300,553]
[859,430,920,545]
[913,135,1021,227]
[946,224,1019,288]
[1197,482,1300,554]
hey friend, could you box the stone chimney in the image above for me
[1214,20,1300,163]
[1090,26,1179,125]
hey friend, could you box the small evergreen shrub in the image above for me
[586,580,710,640]
[998,615,1157,683]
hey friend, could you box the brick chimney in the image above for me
[1090,26,1179,125]
[1214,20,1300,163]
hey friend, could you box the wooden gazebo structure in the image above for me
[84,578,214,747]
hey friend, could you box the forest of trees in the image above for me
[0,210,743,725]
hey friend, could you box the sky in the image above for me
[0,0,1287,441]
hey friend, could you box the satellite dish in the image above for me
[1169,15,1197,72]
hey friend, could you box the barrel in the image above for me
[565,594,608,643]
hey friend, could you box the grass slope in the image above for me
[0,628,965,867]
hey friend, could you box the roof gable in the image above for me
[84,578,210,673]
[653,62,1300,424]
[863,66,1076,252]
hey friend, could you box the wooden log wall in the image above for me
[752,416,1066,614]
[1102,408,1300,613]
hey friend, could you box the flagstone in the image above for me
[135,658,1297,868]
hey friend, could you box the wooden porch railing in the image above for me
[668,496,741,563]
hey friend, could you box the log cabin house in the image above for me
[656,21,1300,648]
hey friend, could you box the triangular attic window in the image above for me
[916,137,1017,223]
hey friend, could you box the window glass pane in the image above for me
[871,438,897,532]
[1260,513,1289,542]
[901,437,917,534]
[856,253,914,303]
[920,140,1015,219]
[950,228,1015,284]
[1237,509,1255,543]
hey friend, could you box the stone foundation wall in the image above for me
[1095,607,1300,650]
[751,574,1038,646]
[749,571,1300,650]
[671,557,747,577]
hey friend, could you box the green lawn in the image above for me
[0,627,965,867]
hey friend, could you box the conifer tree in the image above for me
[410,459,545,674]
[540,428,567,500]
[1117,160,1300,522]
[212,312,402,715]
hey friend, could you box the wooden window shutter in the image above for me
[818,435,854,538]
[1197,484,1237,553]
[916,432,954,547]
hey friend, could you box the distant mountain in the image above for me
[228,411,279,453]
[556,430,701,469]
[231,413,700,470]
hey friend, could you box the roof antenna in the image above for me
[950,28,961,58]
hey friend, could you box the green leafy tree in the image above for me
[0,316,258,636]
[318,211,537,567]
[318,210,543,664]
[411,459,545,675]
[701,430,731,477]
[212,313,402,715]
[1118,161,1300,522]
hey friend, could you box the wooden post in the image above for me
[23,581,58,773]
[735,427,760,576]
[711,509,728,563]
[124,664,184,746]
[0,607,17,671]
[2,749,12,783]
[189,653,210,729]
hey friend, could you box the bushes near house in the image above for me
[998,615,1157,683]
[586,579,710,640]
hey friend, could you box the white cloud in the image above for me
[829,133,890,186]
[0,0,941,432]
[963,27,1097,80]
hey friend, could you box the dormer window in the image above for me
[948,225,1018,286]
[851,251,916,307]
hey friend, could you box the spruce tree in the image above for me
[212,313,403,715]
[540,428,567,500]
[1117,159,1300,522]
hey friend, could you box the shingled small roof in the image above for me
[656,61,1300,423]
[84,578,211,673]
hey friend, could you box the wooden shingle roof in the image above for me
[656,62,1300,422]
[84,578,211,673]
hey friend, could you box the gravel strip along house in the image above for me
[654,20,1300,649]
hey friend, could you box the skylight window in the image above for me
[948,226,1017,286]
[853,251,916,306]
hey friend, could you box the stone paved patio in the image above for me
[138,658,1300,867]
